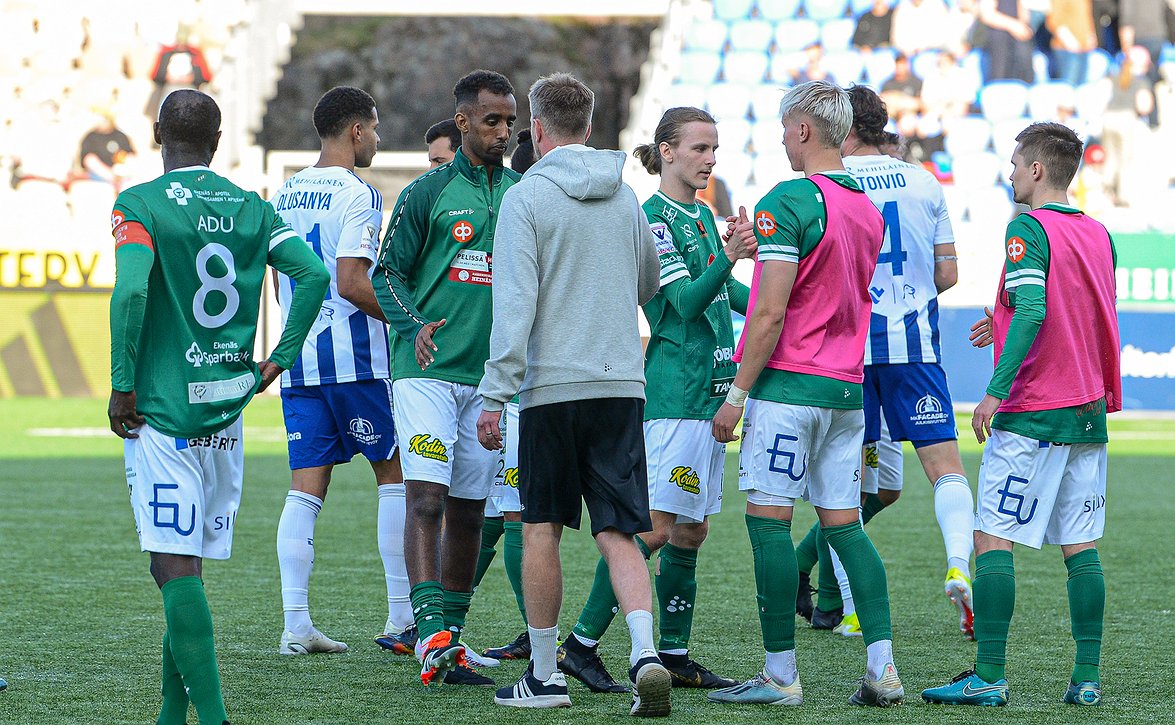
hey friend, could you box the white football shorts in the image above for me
[862,417,904,494]
[644,418,724,524]
[393,378,495,500]
[486,402,521,516]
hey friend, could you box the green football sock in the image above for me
[472,516,504,591]
[861,493,888,524]
[973,549,1015,684]
[815,526,842,611]
[745,514,797,652]
[795,522,820,575]
[573,538,651,642]
[157,631,189,725]
[442,589,473,636]
[503,521,527,624]
[824,521,892,645]
[160,577,226,725]
[656,543,699,652]
[1065,549,1104,683]
[410,581,447,641]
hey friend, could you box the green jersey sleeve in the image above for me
[373,180,432,344]
[754,178,826,263]
[988,215,1048,399]
[726,277,750,315]
[648,208,737,322]
[265,208,329,370]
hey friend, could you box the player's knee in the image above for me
[669,520,708,549]
[640,529,671,551]
[878,489,901,506]
[407,490,446,523]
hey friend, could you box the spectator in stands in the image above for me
[1119,0,1167,81]
[792,43,837,85]
[852,0,895,52]
[12,99,74,189]
[920,51,974,121]
[944,0,982,56]
[145,27,214,118]
[892,0,952,56]
[896,111,946,164]
[881,54,924,118]
[1048,0,1098,85]
[425,118,461,167]
[78,109,136,191]
[880,130,907,159]
[1101,45,1156,204]
[978,0,1036,82]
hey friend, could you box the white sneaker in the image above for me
[279,628,349,655]
[462,640,501,668]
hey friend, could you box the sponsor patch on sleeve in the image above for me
[650,223,676,256]
[1006,236,1026,263]
[755,210,777,237]
[114,221,154,251]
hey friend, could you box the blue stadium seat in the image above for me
[862,48,897,86]
[804,0,849,21]
[942,115,992,156]
[990,117,1029,158]
[769,50,808,82]
[707,83,754,120]
[979,80,1030,122]
[823,51,865,83]
[775,19,822,51]
[1085,49,1112,83]
[750,83,788,120]
[728,19,775,52]
[911,51,940,82]
[684,19,729,52]
[1075,80,1111,121]
[664,81,709,110]
[1028,81,1076,120]
[820,18,856,50]
[715,0,757,21]
[850,0,880,14]
[716,118,753,154]
[760,0,805,21]
[679,50,723,84]
[724,50,771,83]
[950,151,1004,191]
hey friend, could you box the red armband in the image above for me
[113,219,154,251]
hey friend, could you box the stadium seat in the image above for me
[1027,81,1076,120]
[820,18,856,51]
[823,51,865,84]
[911,51,940,82]
[759,0,805,21]
[679,50,723,84]
[665,81,709,110]
[968,185,1014,228]
[979,80,1030,122]
[863,48,897,87]
[718,150,755,185]
[1085,49,1112,83]
[942,115,992,156]
[950,151,1004,190]
[941,184,969,228]
[716,118,753,152]
[715,0,757,21]
[774,19,822,52]
[684,19,730,52]
[724,50,770,83]
[850,0,879,14]
[1075,80,1111,121]
[753,151,792,184]
[728,19,775,52]
[751,120,785,154]
[750,84,788,121]
[990,117,1029,159]
[804,0,849,21]
[769,51,808,83]
[707,83,754,120]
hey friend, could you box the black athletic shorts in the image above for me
[518,397,652,536]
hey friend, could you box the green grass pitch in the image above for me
[1,397,1172,723]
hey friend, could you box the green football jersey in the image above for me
[111,166,328,438]
[642,191,740,420]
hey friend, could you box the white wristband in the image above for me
[725,384,749,408]
[934,255,958,262]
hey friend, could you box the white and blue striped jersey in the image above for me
[843,154,954,365]
[271,165,390,387]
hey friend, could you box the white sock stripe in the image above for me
[934,473,969,488]
[286,490,323,513]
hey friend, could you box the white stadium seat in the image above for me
[942,115,992,156]
[724,50,770,83]
[728,19,775,52]
[979,80,1030,122]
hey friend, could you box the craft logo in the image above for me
[669,465,701,495]
[166,181,193,206]
[1006,236,1026,262]
[503,467,519,489]
[348,417,381,445]
[409,434,449,462]
[755,210,777,237]
[451,220,475,243]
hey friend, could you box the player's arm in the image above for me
[725,277,751,316]
[108,210,154,439]
[265,215,329,388]
[973,217,1047,441]
[477,187,538,449]
[336,191,389,323]
[656,207,756,320]
[372,183,432,343]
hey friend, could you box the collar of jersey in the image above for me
[1038,202,1081,214]
[654,190,701,219]
[168,165,211,173]
[452,147,503,185]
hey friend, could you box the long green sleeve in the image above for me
[267,237,329,370]
[987,283,1045,399]
[373,185,430,344]
[109,244,155,392]
[726,276,750,316]
[659,251,735,321]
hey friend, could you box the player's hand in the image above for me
[476,409,504,451]
[969,306,994,348]
[415,319,447,371]
[257,360,285,393]
[722,206,757,262]
[972,393,1002,444]
[711,402,744,443]
[108,389,144,439]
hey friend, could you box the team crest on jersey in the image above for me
[650,223,676,256]
[755,210,777,237]
[1006,236,1027,262]
[669,465,701,495]
[451,220,475,243]
[695,219,709,239]
[408,434,448,462]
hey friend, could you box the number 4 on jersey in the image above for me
[876,201,907,276]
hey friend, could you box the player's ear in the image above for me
[153,122,161,146]
[659,140,673,164]
[455,110,471,134]
[211,130,221,156]
[583,121,592,144]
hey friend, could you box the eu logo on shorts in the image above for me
[150,483,196,536]
[996,475,1038,525]
[767,434,807,482]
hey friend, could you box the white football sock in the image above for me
[866,639,895,680]
[765,649,798,686]
[572,632,599,648]
[277,490,322,634]
[529,625,559,680]
[934,473,974,577]
[377,484,413,632]
[830,546,855,616]
[626,610,656,666]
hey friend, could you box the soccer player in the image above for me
[425,118,461,168]
[796,84,976,638]
[708,81,902,708]
[922,122,1120,708]
[108,90,328,724]
[269,86,409,657]
[560,107,754,694]
[372,69,519,687]
[475,72,668,716]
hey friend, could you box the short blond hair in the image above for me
[779,80,853,147]
[528,72,594,139]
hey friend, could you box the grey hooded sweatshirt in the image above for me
[479,143,659,412]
